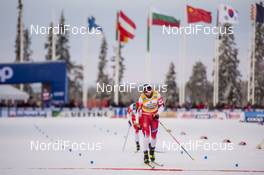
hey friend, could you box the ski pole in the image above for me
[159,121,195,160]
[122,124,131,152]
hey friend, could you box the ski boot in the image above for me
[144,151,149,164]
[136,141,140,151]
[149,146,155,162]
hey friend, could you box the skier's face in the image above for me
[144,86,153,97]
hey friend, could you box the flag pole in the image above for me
[82,46,88,108]
[51,9,56,61]
[82,18,89,108]
[251,19,256,104]
[248,3,256,105]
[213,39,218,107]
[213,10,220,107]
[179,6,186,106]
[19,10,23,63]
[146,8,152,83]
[247,27,253,103]
[213,33,220,107]
[182,31,186,105]
[247,53,250,103]
[19,1,24,91]
[114,11,120,106]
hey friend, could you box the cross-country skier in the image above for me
[127,102,142,152]
[136,84,164,164]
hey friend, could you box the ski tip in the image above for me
[145,163,155,169]
[151,161,164,167]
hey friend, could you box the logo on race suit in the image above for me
[0,67,13,82]
[145,100,157,109]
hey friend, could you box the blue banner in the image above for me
[0,61,68,104]
[244,111,264,122]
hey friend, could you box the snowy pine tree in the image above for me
[56,12,72,69]
[186,61,211,104]
[218,23,242,105]
[97,36,110,99]
[118,53,126,105]
[56,11,82,101]
[111,44,125,84]
[23,29,32,62]
[119,55,125,83]
[110,44,126,105]
[164,62,178,108]
[70,63,83,101]
[253,9,264,105]
[23,28,34,95]
[44,22,54,61]
[14,0,34,95]
[15,0,23,62]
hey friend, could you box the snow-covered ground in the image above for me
[0,117,263,175]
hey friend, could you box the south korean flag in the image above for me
[218,4,239,24]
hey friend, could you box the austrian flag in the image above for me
[117,11,136,43]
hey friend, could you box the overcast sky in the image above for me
[0,0,258,86]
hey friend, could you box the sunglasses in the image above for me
[144,86,152,92]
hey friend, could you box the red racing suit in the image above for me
[127,103,142,133]
[136,90,164,150]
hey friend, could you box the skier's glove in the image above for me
[153,114,159,120]
[136,125,142,130]
[128,120,132,127]
[134,122,141,129]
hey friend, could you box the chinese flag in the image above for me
[187,5,212,23]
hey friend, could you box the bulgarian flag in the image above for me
[152,12,180,27]
[147,11,180,51]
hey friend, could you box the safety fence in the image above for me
[0,107,263,123]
